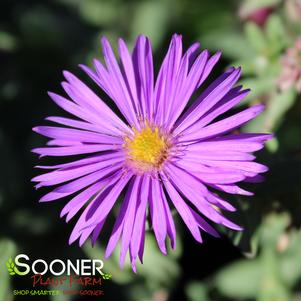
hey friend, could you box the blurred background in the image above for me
[1,0,301,300]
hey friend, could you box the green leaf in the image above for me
[215,259,262,299]
[201,31,253,60]
[232,58,262,76]
[185,281,209,301]
[0,239,17,301]
[79,0,119,26]
[0,31,18,52]
[259,247,291,301]
[265,137,279,153]
[280,230,301,287]
[243,88,296,133]
[244,22,267,53]
[265,15,285,44]
[264,88,297,132]
[260,213,290,247]
[130,0,170,50]
[238,77,274,105]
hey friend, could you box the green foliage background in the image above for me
[1,0,301,300]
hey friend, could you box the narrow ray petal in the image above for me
[162,177,202,242]
[120,176,141,266]
[130,176,150,263]
[179,104,265,142]
[174,67,241,134]
[149,178,167,254]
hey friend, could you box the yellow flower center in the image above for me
[124,123,171,173]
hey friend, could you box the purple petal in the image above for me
[33,126,123,145]
[186,168,245,184]
[132,35,154,120]
[154,34,183,125]
[206,192,236,212]
[53,164,122,194]
[62,71,129,131]
[138,222,146,263]
[173,160,246,184]
[244,175,265,183]
[91,220,106,246]
[198,51,221,87]
[160,34,183,125]
[192,160,268,177]
[182,87,250,132]
[32,143,121,157]
[120,176,141,267]
[190,209,220,237]
[179,104,265,142]
[180,150,255,161]
[212,133,273,143]
[39,165,121,202]
[35,151,123,170]
[149,178,167,254]
[68,174,119,244]
[130,176,150,264]
[210,183,254,196]
[60,180,110,221]
[48,92,126,136]
[81,58,138,128]
[166,49,208,128]
[159,183,176,249]
[162,176,202,242]
[174,67,241,134]
[83,172,133,228]
[165,42,200,127]
[45,116,124,136]
[32,156,123,185]
[118,38,141,117]
[105,177,135,259]
[185,138,264,153]
[166,163,209,195]
[165,164,242,231]
[101,37,139,127]
[46,139,81,146]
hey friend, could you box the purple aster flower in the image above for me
[32,34,271,271]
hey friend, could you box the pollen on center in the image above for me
[124,123,171,173]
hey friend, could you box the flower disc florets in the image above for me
[123,121,173,174]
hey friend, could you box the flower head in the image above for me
[32,34,271,271]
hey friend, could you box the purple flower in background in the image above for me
[32,34,271,271]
